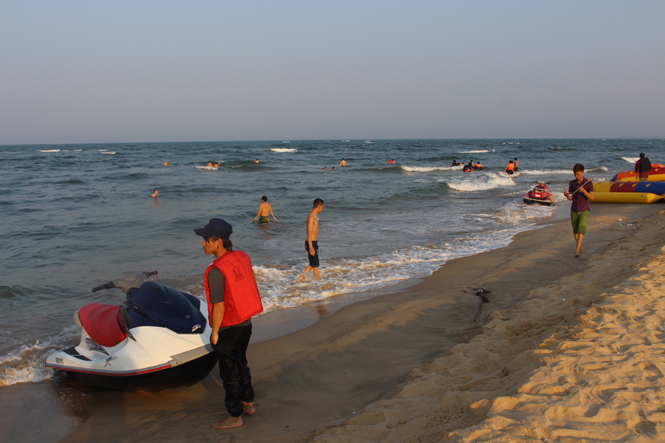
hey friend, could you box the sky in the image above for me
[1,1,664,144]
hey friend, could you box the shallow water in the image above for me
[1,138,663,386]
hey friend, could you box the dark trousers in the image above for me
[213,324,254,417]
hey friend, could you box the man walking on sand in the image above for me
[563,163,594,258]
[194,218,264,430]
[297,198,324,281]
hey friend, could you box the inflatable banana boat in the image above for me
[611,165,665,182]
[594,181,665,204]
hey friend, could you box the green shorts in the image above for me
[571,211,589,235]
[259,216,269,224]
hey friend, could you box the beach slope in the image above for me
[315,207,665,442]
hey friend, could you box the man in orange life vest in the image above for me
[194,218,264,430]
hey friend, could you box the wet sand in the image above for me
[2,202,663,443]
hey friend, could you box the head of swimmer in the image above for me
[313,198,324,212]
[261,196,267,202]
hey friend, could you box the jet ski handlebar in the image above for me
[91,271,159,293]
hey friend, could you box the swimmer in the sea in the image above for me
[505,160,515,175]
[163,161,168,166]
[207,161,213,167]
[254,159,259,164]
[324,167,327,171]
[514,158,519,172]
[253,196,277,223]
[214,163,219,168]
[451,160,459,166]
[151,189,158,198]
[340,158,347,167]
[332,166,335,171]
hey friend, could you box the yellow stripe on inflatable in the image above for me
[617,173,665,182]
[593,192,664,204]
[593,182,613,192]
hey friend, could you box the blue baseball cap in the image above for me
[194,218,233,239]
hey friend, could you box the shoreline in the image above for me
[1,202,662,443]
[253,202,568,344]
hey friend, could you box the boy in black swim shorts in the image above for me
[297,198,324,281]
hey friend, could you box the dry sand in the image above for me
[315,206,665,443]
[3,203,663,443]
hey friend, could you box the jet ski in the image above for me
[45,271,217,391]
[523,181,556,206]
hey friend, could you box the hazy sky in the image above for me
[1,1,664,144]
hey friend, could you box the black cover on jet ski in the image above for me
[123,281,206,334]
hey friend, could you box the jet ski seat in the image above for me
[78,303,127,347]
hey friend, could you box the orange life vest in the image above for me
[204,250,264,328]
[506,163,514,171]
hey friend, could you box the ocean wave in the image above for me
[400,165,457,172]
[445,173,516,192]
[0,326,80,388]
[38,149,60,153]
[458,150,490,154]
[270,148,298,153]
[621,157,639,163]
[520,169,571,175]
[495,202,556,224]
[100,152,116,155]
[588,166,609,172]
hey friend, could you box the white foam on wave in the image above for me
[495,202,556,224]
[195,166,219,170]
[520,169,571,175]
[38,149,60,153]
[400,165,456,172]
[621,157,639,163]
[101,152,116,155]
[0,326,80,387]
[72,149,82,152]
[590,166,609,172]
[458,149,489,154]
[248,225,536,312]
[446,172,516,192]
[270,148,298,153]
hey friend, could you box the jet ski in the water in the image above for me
[45,271,217,391]
[523,181,556,206]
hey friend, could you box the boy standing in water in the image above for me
[564,164,594,258]
[253,196,278,223]
[297,198,324,281]
[194,218,264,429]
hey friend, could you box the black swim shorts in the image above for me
[304,240,319,268]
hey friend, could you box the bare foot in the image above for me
[212,416,243,430]
[243,402,256,415]
[575,252,581,258]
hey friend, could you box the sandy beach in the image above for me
[2,202,664,443]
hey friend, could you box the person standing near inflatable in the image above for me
[563,164,594,258]
[195,218,264,430]
[634,153,651,181]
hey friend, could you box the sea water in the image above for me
[1,138,663,386]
